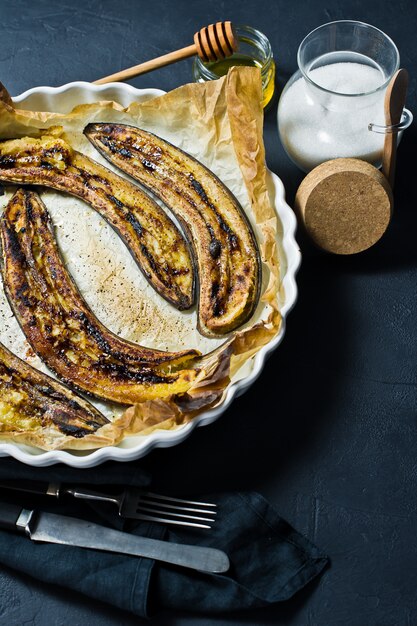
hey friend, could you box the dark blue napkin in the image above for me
[0,458,328,617]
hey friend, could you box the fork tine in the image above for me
[120,489,218,528]
[136,503,216,523]
[144,492,217,508]
[138,495,218,516]
[134,513,212,529]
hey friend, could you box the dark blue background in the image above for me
[0,1,416,624]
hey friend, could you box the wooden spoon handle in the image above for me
[382,131,397,190]
[382,68,409,189]
[94,44,197,85]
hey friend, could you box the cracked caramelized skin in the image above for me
[84,123,261,337]
[0,340,108,439]
[0,189,199,404]
[0,135,194,310]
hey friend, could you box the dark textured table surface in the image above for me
[1,1,416,624]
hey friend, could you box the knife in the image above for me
[0,502,230,573]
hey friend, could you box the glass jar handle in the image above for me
[368,108,413,134]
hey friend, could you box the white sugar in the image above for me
[310,61,383,94]
[278,62,387,171]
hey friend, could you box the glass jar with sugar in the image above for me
[278,21,413,172]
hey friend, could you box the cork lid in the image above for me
[294,158,393,255]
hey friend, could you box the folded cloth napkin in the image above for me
[0,458,328,617]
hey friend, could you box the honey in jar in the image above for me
[193,25,276,108]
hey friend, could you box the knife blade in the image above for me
[0,502,229,573]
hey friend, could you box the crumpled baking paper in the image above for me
[0,67,280,450]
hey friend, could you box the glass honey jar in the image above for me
[192,24,276,108]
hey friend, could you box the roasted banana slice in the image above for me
[0,189,199,404]
[84,123,261,337]
[0,135,194,310]
[0,340,108,440]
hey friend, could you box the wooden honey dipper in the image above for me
[94,21,238,85]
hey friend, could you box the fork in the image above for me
[0,480,217,529]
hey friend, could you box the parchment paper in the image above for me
[0,67,281,450]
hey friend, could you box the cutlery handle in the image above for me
[0,480,118,505]
[0,480,61,498]
[0,502,26,533]
[63,486,120,507]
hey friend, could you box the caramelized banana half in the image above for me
[0,135,194,310]
[84,123,261,337]
[0,340,108,439]
[0,190,199,404]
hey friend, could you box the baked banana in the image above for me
[0,189,199,404]
[0,135,194,310]
[0,340,108,440]
[84,123,261,337]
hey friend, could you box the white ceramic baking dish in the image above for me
[0,81,301,467]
